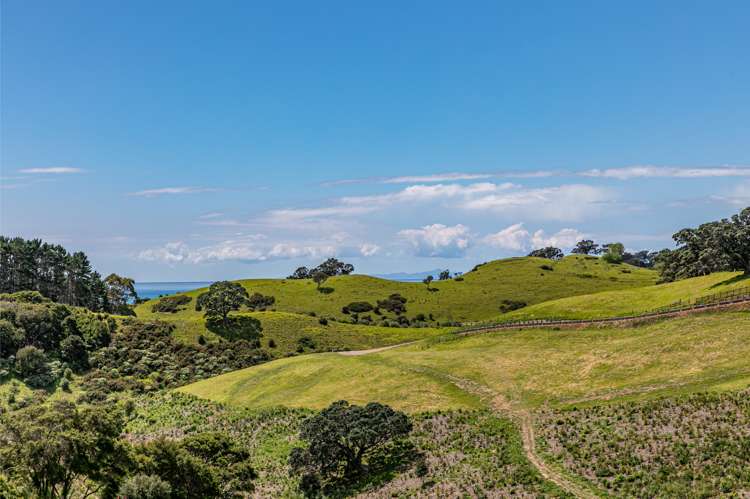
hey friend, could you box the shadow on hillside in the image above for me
[322,440,424,497]
[317,286,335,294]
[709,273,750,289]
[206,315,263,345]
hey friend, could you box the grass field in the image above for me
[180,310,750,412]
[496,271,748,322]
[136,255,657,343]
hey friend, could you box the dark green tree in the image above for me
[438,269,451,280]
[422,275,434,290]
[528,247,564,260]
[104,273,139,314]
[202,281,249,328]
[311,271,328,290]
[571,240,600,255]
[0,401,127,499]
[602,242,625,264]
[288,400,412,486]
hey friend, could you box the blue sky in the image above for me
[1,0,749,281]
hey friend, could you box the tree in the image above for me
[716,207,750,274]
[288,266,311,280]
[314,258,354,277]
[0,401,127,499]
[622,250,658,268]
[528,247,564,260]
[377,294,407,315]
[246,292,275,311]
[15,345,48,378]
[311,271,328,290]
[438,269,451,280]
[571,240,600,255]
[422,275,434,290]
[288,400,412,487]
[103,273,138,314]
[202,281,250,328]
[602,242,625,264]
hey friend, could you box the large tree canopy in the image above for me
[201,281,250,328]
[658,207,750,281]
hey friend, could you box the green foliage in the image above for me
[289,400,412,489]
[246,292,275,311]
[571,239,600,255]
[343,301,374,314]
[131,433,256,498]
[601,242,624,263]
[104,273,138,315]
[118,474,172,499]
[0,319,23,356]
[59,334,88,371]
[202,281,249,327]
[311,270,328,290]
[498,299,526,313]
[528,247,564,260]
[0,236,119,312]
[0,401,127,499]
[151,294,192,313]
[659,207,750,281]
[376,293,407,315]
[84,320,269,397]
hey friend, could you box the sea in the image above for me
[134,282,212,300]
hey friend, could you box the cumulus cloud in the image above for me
[398,224,471,258]
[482,223,530,251]
[18,167,83,174]
[137,236,380,265]
[130,186,220,197]
[530,228,585,249]
[359,243,380,257]
[582,165,750,180]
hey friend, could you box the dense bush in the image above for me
[498,299,526,313]
[151,294,192,313]
[246,292,275,311]
[343,301,374,314]
[83,320,269,396]
[376,294,407,315]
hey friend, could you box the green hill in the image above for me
[179,310,750,412]
[136,255,657,343]
[495,271,748,322]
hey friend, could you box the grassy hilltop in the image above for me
[136,255,657,343]
[180,310,750,412]
[498,271,748,322]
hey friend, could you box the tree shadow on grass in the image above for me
[709,273,750,289]
[206,315,263,345]
[317,287,335,294]
[322,440,423,497]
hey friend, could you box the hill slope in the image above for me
[137,255,657,342]
[496,271,748,322]
[180,310,750,412]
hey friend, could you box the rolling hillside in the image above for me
[136,255,657,343]
[179,310,750,412]
[495,271,748,322]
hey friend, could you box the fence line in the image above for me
[457,285,750,335]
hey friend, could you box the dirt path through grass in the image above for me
[337,340,418,356]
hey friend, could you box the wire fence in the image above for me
[457,285,750,335]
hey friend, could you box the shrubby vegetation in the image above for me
[537,388,750,497]
[0,291,115,386]
[528,246,564,260]
[151,294,191,313]
[83,320,269,398]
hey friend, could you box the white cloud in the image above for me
[18,167,83,174]
[582,165,750,180]
[398,224,471,258]
[483,223,530,251]
[137,242,192,263]
[460,184,609,221]
[530,228,585,249]
[359,243,380,257]
[198,212,224,219]
[130,186,220,197]
[711,181,750,207]
[383,173,494,184]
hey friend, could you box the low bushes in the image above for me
[151,295,192,313]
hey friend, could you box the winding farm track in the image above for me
[333,299,750,497]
